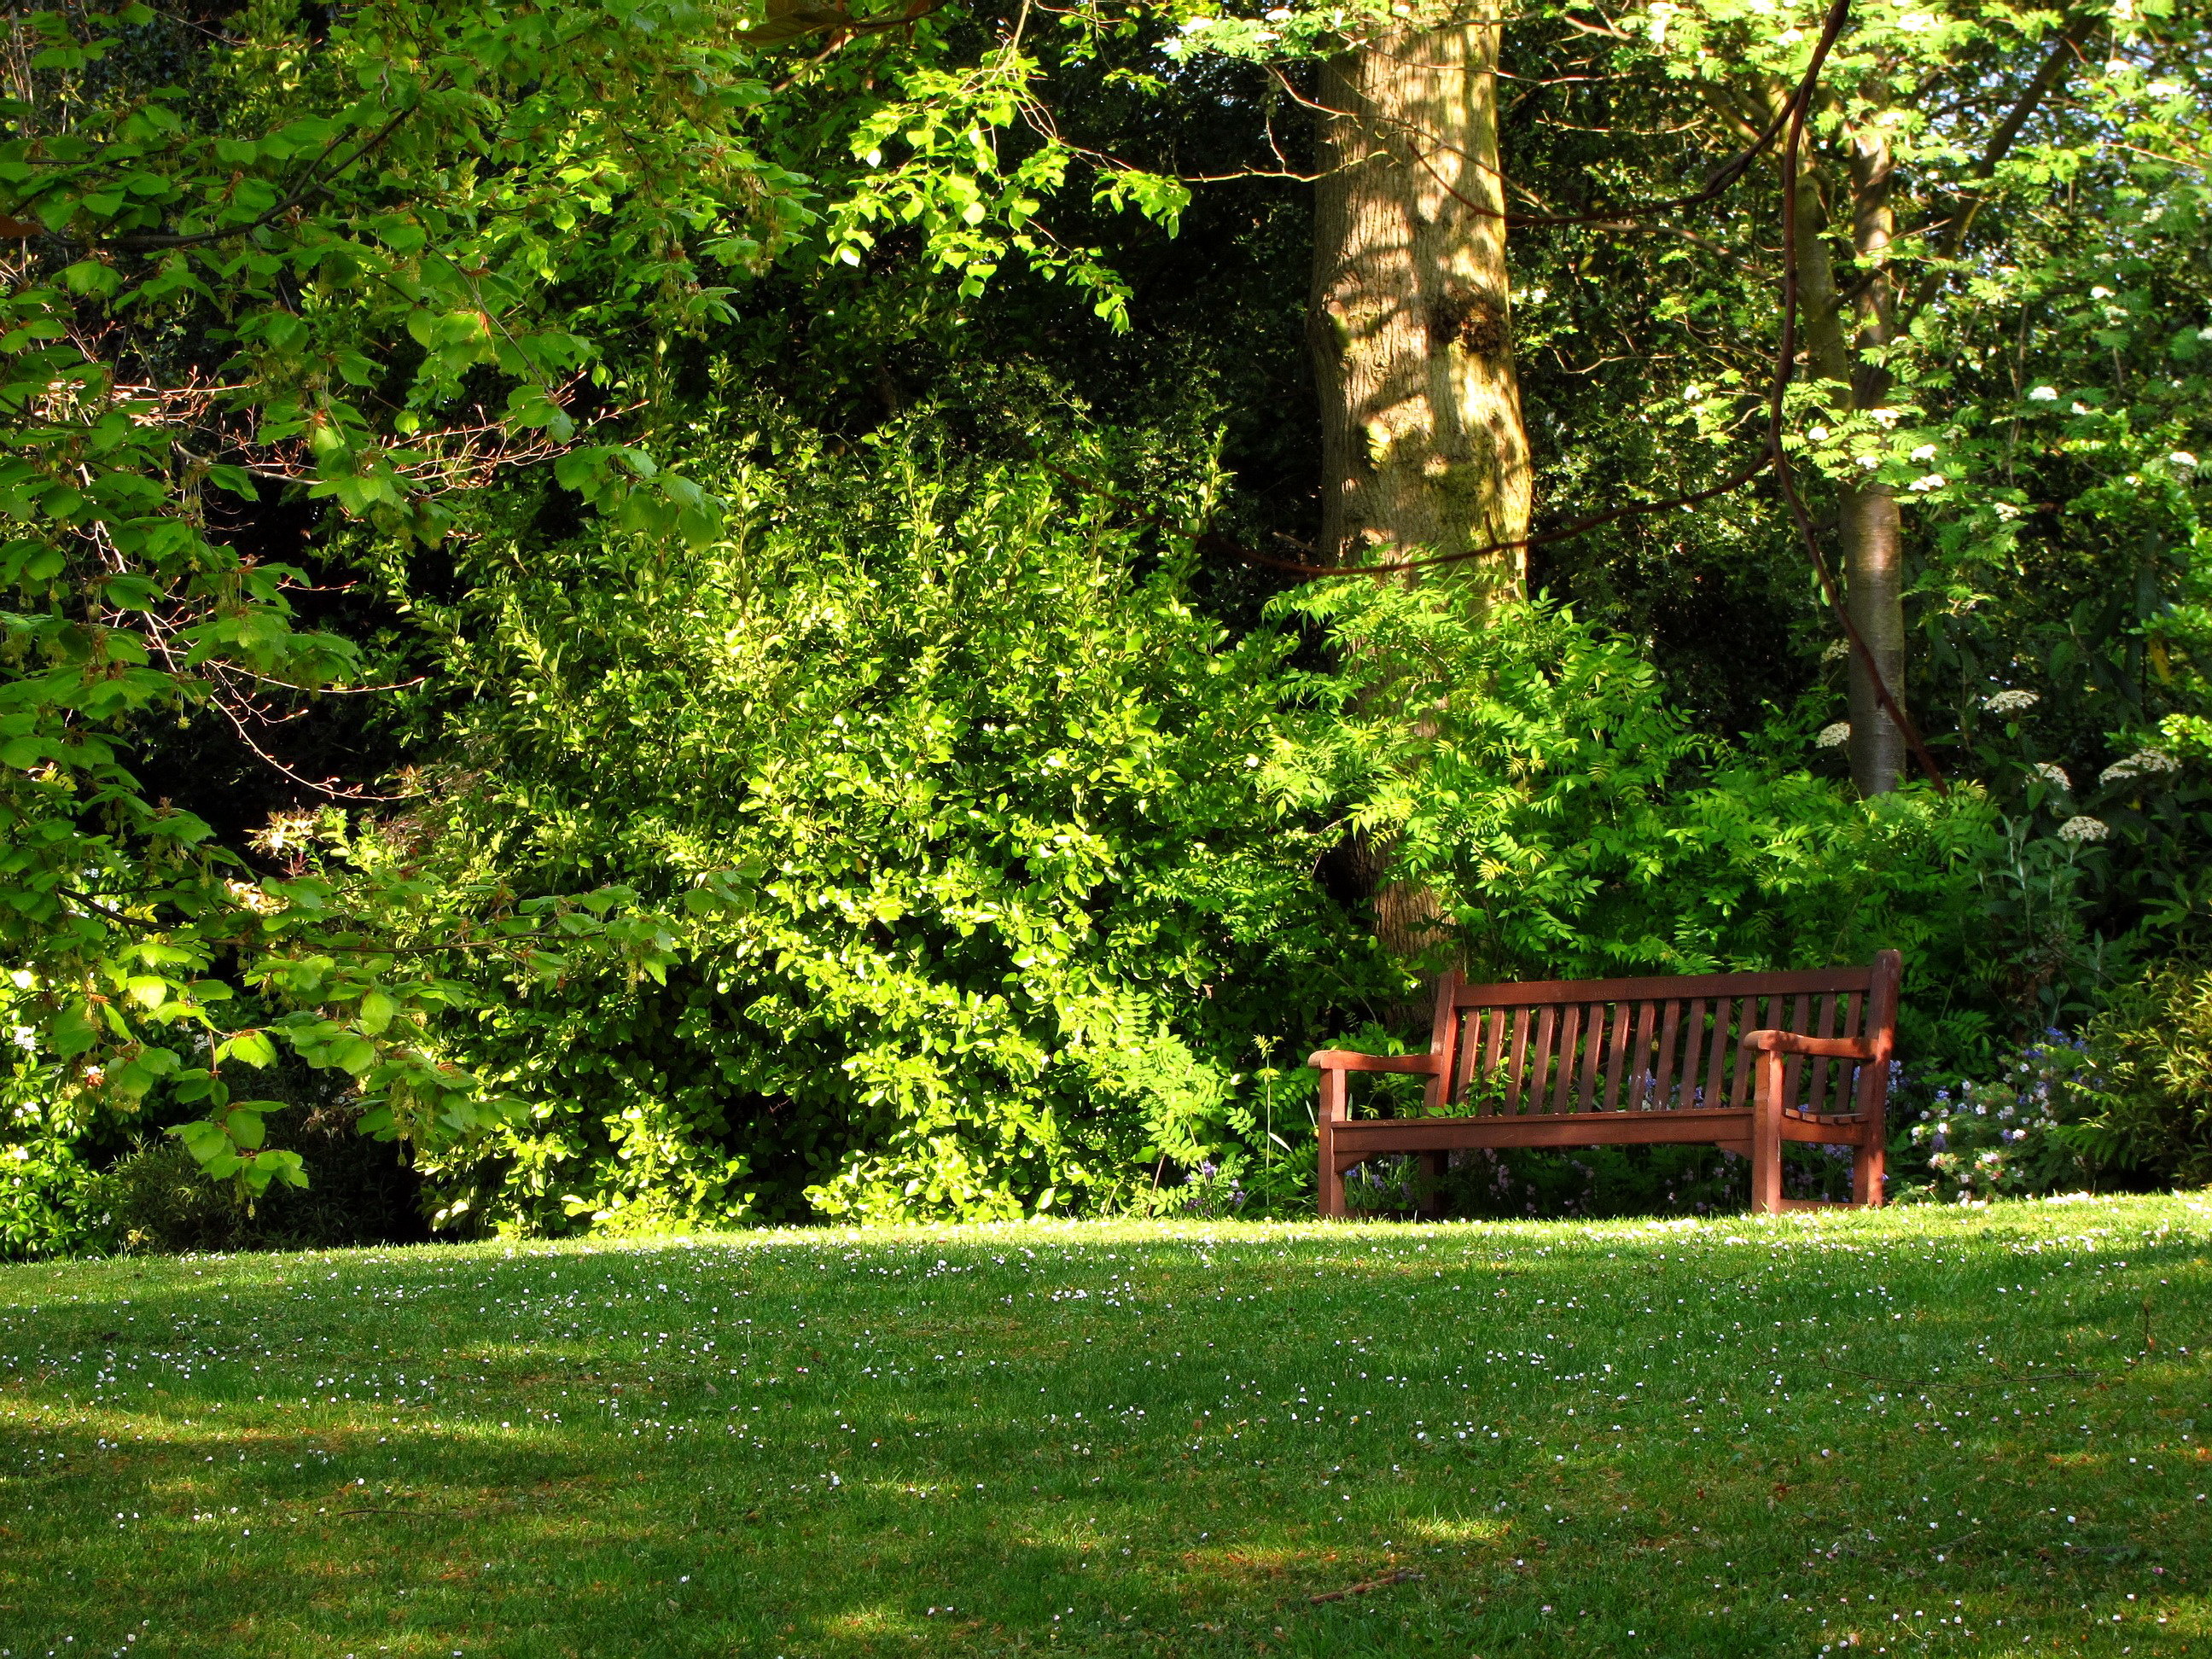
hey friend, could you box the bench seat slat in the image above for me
[1329,1108,1877,1159]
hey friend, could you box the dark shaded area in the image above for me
[102,1075,430,1254]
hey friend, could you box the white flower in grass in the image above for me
[2099,748,2180,784]
[1911,443,1939,462]
[2091,286,2116,301]
[2057,815,2110,843]
[1909,473,1947,492]
[1817,720,1853,749]
[2034,762,2071,789]
[2172,451,2198,469]
[1982,689,2040,714]
[2029,386,2058,401]
[1994,502,2023,521]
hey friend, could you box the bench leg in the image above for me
[1749,1051,1784,1214]
[1853,1137,1885,1208]
[1318,1150,1347,1218]
[1318,1069,1348,1219]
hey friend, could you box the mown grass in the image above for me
[3,1194,2209,1657]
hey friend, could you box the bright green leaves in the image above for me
[0,0,838,1200]
[556,446,726,549]
[218,1028,279,1068]
[373,412,1334,1229]
[170,1105,306,1196]
[1280,585,2000,993]
[826,50,1148,324]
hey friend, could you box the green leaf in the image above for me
[222,1029,279,1068]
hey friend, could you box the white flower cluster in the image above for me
[2057,815,2110,843]
[1982,689,2040,714]
[1816,720,1852,749]
[2033,762,2070,789]
[1909,473,1947,492]
[2029,386,2058,402]
[2099,748,2180,785]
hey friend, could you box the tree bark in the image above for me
[1840,125,1906,798]
[1308,9,1533,973]
[1311,9,1532,588]
[1775,103,1908,795]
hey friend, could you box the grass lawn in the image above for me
[3,1195,2209,1657]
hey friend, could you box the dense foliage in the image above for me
[3,0,2209,1249]
[370,411,1359,1230]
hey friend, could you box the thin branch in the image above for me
[1903,13,2099,320]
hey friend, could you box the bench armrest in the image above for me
[1306,1051,1442,1074]
[1739,1030,1877,1060]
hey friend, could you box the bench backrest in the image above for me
[1423,953,1901,1120]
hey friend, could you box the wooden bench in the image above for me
[1312,952,1900,1216]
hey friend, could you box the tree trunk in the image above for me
[1311,10,1532,586]
[1309,11,1532,975]
[1779,107,1908,796]
[1840,125,1906,798]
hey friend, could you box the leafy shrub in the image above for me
[2075,964,2212,1187]
[1273,585,2014,1077]
[376,410,1371,1229]
[1121,1158,1254,1220]
[1895,1037,2103,1202]
[3,1050,428,1260]
[1892,964,2212,1203]
[2,1103,114,1260]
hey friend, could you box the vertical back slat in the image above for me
[1610,1008,1645,1110]
[1481,1004,1508,1093]
[1726,997,1762,1108]
[1505,1008,1534,1114]
[1575,1003,1608,1110]
[1549,1004,1582,1113]
[1650,998,1683,1112]
[1679,998,1711,1108]
[1780,992,1812,1112]
[1454,1010,1486,1108]
[1805,993,1839,1115]
[1530,1008,1566,1123]
[1619,1008,1654,1110]
[1837,991,1866,1118]
[1703,996,1734,1108]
